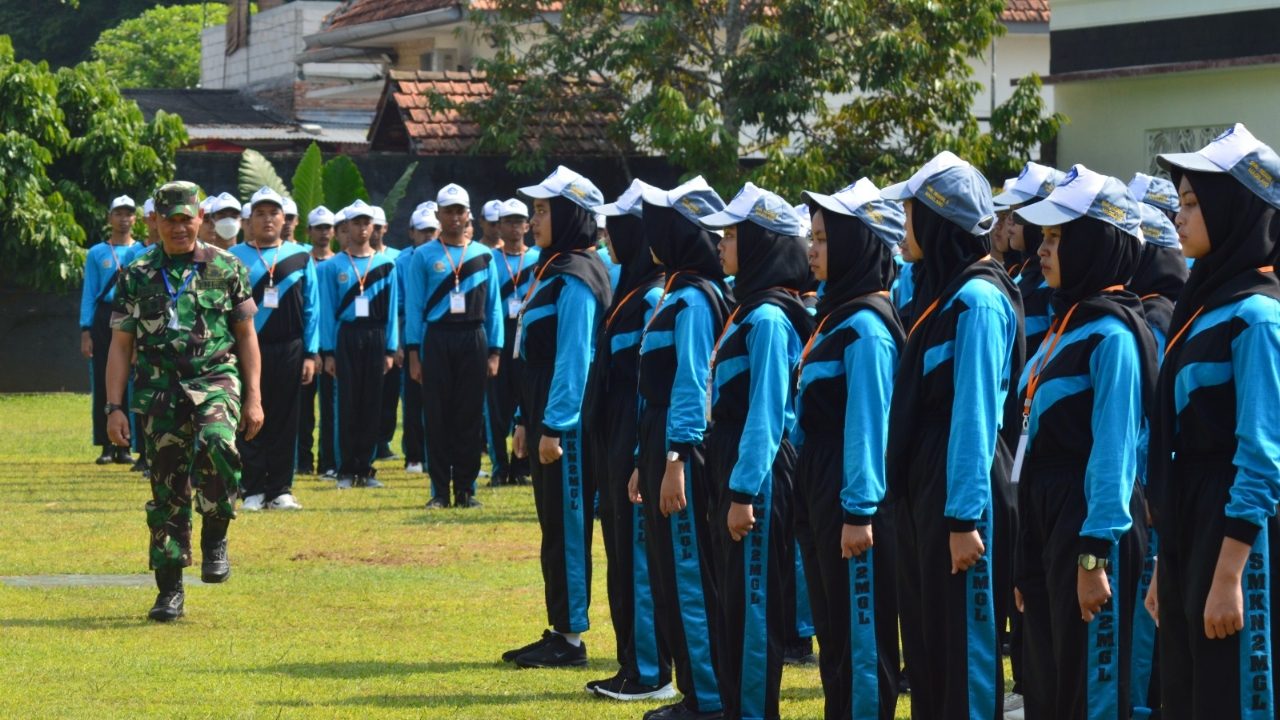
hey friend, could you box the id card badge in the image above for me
[263,286,280,308]
[1010,418,1029,485]
[167,304,181,330]
[449,291,466,315]
[512,318,523,360]
[705,353,716,421]
[354,295,370,318]
[507,296,521,319]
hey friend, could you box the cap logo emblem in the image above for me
[1142,225,1161,239]
[447,187,457,194]
[433,261,446,272]
[923,185,948,207]
[864,209,884,224]
[102,259,113,268]
[679,197,701,215]
[1246,160,1273,189]
[1040,179,1056,195]
[567,184,588,199]
[753,205,780,222]
[1147,192,1170,205]
[1099,200,1127,224]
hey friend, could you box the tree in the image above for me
[0,36,187,291]
[458,0,1064,197]
[0,0,206,70]
[91,3,235,89]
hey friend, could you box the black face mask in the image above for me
[811,207,897,318]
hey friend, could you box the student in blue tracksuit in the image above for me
[995,163,1066,353]
[82,194,145,464]
[298,205,337,477]
[699,183,813,720]
[485,198,539,487]
[796,178,906,720]
[317,200,398,489]
[499,167,612,668]
[882,152,1025,720]
[370,206,402,462]
[1147,123,1280,720]
[230,187,319,511]
[394,206,438,474]
[1126,202,1189,719]
[1011,167,1157,720]
[627,177,731,720]
[405,184,503,509]
[580,180,675,701]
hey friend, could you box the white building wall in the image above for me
[1052,0,1280,30]
[201,1,340,89]
[969,31,1054,122]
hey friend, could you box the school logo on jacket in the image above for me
[433,261,446,272]
[102,259,113,268]
[338,272,349,283]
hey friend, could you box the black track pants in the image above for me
[334,323,385,478]
[420,323,486,500]
[238,338,303,500]
[400,368,424,465]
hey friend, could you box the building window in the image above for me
[1146,125,1229,176]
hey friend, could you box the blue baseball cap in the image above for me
[992,162,1066,207]
[518,165,604,212]
[1128,173,1180,214]
[993,178,1017,212]
[1158,123,1280,210]
[594,178,656,218]
[1014,164,1142,239]
[699,182,805,236]
[641,176,726,227]
[792,203,811,238]
[1138,203,1180,248]
[881,151,997,235]
[805,178,907,249]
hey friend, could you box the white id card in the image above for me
[449,291,466,314]
[354,295,370,317]
[167,305,180,330]
[705,352,716,421]
[507,296,521,319]
[263,286,279,308]
[512,319,523,359]
[1010,425,1028,485]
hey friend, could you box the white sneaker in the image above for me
[405,462,424,474]
[241,494,266,512]
[1003,693,1025,720]
[267,493,303,511]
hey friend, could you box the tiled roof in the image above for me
[1001,0,1050,24]
[371,70,617,155]
[324,0,458,30]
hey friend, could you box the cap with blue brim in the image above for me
[1128,173,1180,214]
[699,182,804,236]
[1014,164,1142,239]
[643,176,725,228]
[1138,203,1180,248]
[792,203,811,238]
[992,162,1065,207]
[1157,123,1280,210]
[594,178,655,218]
[993,178,1017,212]
[804,177,906,248]
[518,165,604,212]
[881,151,997,235]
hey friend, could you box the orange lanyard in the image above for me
[643,271,686,331]
[521,252,563,305]
[441,241,468,291]
[253,243,281,286]
[907,256,995,338]
[1138,293,1162,302]
[1023,285,1124,416]
[1163,266,1274,358]
[501,249,528,294]
[710,305,745,368]
[345,251,374,296]
[796,291,890,378]
[605,284,645,330]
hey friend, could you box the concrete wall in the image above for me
[969,31,1054,121]
[201,2,340,89]
[1052,0,1280,29]
[1053,64,1280,177]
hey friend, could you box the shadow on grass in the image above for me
[250,660,501,678]
[261,688,581,709]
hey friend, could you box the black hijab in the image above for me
[608,213,663,305]
[1052,216,1158,417]
[1015,224,1045,286]
[732,220,814,339]
[1127,242,1189,336]
[1148,170,1280,522]
[642,204,733,328]
[537,196,612,308]
[908,201,992,316]
[811,206,902,337]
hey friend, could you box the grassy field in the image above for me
[0,393,936,719]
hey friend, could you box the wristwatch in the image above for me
[666,450,683,464]
[1078,553,1110,571]
[104,402,125,416]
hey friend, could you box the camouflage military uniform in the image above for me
[111,240,256,570]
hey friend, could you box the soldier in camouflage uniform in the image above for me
[105,181,264,622]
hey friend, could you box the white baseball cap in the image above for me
[371,206,387,226]
[240,204,251,219]
[482,200,503,222]
[595,178,656,218]
[208,192,242,215]
[108,195,136,212]
[282,197,298,216]
[498,198,529,219]
[249,186,286,211]
[1014,164,1142,239]
[200,196,217,213]
[411,207,440,230]
[308,206,336,227]
[343,199,376,220]
[437,183,470,209]
[142,198,155,216]
[1158,123,1280,210]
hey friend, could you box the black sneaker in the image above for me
[201,539,230,583]
[783,638,818,665]
[147,567,184,622]
[589,674,678,701]
[455,493,482,508]
[425,497,450,509]
[114,447,135,465]
[514,633,587,668]
[95,446,115,465]
[643,701,722,720]
[502,630,553,662]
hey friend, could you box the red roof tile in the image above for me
[370,70,620,156]
[1001,0,1050,24]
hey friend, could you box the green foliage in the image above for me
[0,35,185,291]
[238,148,289,201]
[321,156,371,210]
[0,0,206,70]
[463,0,1064,199]
[379,162,419,227]
[289,143,326,243]
[90,3,231,89]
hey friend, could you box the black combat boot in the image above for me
[147,566,184,622]
[200,517,231,583]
